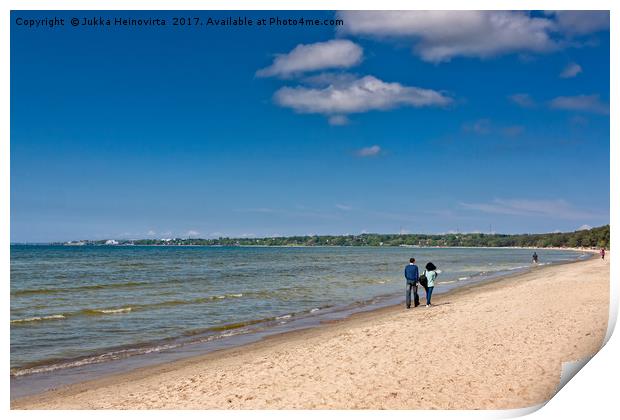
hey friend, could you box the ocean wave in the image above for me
[12,293,247,326]
[10,314,65,324]
[84,307,133,315]
[508,265,530,270]
[11,281,154,297]
[10,342,182,377]
[11,317,266,377]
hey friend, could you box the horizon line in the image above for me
[10,224,609,245]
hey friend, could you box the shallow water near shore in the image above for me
[10,245,588,398]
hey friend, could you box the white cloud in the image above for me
[335,204,353,211]
[355,145,381,157]
[459,198,598,220]
[549,94,609,115]
[337,11,557,62]
[328,115,350,126]
[560,62,582,78]
[509,93,536,108]
[186,230,200,237]
[256,39,363,78]
[147,230,156,236]
[577,224,592,231]
[550,11,609,35]
[274,75,451,117]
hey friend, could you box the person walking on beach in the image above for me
[601,248,606,260]
[424,262,438,307]
[532,252,539,264]
[404,257,420,309]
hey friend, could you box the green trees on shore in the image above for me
[69,225,610,249]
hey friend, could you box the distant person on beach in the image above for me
[404,258,420,309]
[601,249,605,260]
[532,252,539,264]
[424,262,438,307]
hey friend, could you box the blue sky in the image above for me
[11,11,610,242]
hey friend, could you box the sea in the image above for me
[10,245,589,398]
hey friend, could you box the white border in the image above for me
[3,1,616,419]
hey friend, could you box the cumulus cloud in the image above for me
[549,94,609,115]
[577,224,592,231]
[186,230,200,237]
[560,62,582,78]
[509,93,536,108]
[550,11,609,35]
[459,198,598,220]
[355,145,382,157]
[337,11,557,62]
[274,75,451,118]
[337,11,609,62]
[256,39,363,78]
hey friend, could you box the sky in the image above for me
[10,10,610,242]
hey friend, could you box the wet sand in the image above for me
[12,254,609,409]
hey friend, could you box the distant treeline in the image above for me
[66,225,609,249]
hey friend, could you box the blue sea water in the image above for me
[10,245,587,395]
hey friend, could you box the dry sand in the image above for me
[12,254,610,410]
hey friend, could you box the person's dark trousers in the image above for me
[406,281,419,308]
[426,286,434,305]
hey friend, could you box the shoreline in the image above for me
[11,253,609,409]
[10,248,592,398]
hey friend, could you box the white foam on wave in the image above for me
[310,308,320,313]
[95,307,132,314]
[11,342,181,377]
[276,314,292,320]
[11,314,65,324]
[458,277,469,281]
[213,293,243,300]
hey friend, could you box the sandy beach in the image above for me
[12,254,609,410]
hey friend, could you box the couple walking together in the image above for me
[404,258,438,309]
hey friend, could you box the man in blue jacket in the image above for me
[404,257,420,308]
